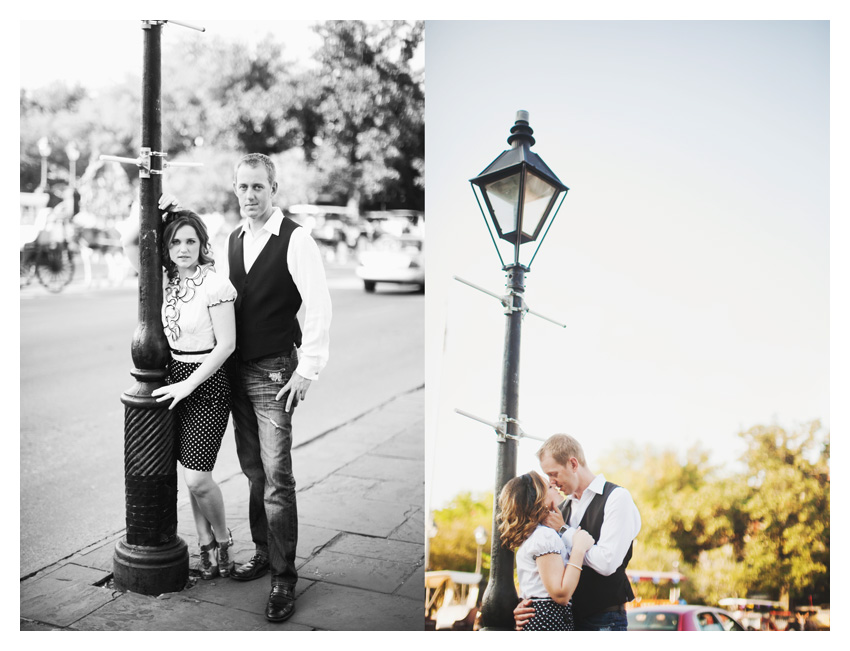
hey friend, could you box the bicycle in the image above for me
[20,208,77,295]
[21,239,76,293]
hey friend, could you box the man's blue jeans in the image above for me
[576,608,629,631]
[231,348,299,588]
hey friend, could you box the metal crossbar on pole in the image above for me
[453,275,567,328]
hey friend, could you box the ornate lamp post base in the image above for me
[113,372,188,595]
[113,537,189,595]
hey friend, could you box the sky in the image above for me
[424,20,837,515]
[19,20,329,90]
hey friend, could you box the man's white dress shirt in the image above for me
[558,474,641,576]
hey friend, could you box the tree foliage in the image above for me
[309,20,424,210]
[20,20,424,222]
[601,421,829,607]
[737,421,829,605]
[429,491,494,576]
[432,421,829,609]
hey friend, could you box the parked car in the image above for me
[627,605,745,631]
[364,209,424,240]
[287,204,365,250]
[355,232,424,293]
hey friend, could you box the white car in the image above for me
[355,233,424,293]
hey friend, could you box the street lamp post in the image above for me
[37,137,51,193]
[65,142,80,215]
[474,525,488,576]
[425,513,438,571]
[111,20,188,595]
[469,110,569,630]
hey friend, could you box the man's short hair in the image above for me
[235,153,276,186]
[537,434,587,467]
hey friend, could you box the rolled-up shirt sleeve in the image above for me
[287,228,332,380]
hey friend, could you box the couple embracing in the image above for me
[498,434,641,631]
[122,153,332,623]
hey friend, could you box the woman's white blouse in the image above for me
[162,264,236,363]
[516,525,569,599]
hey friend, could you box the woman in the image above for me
[122,195,237,580]
[498,472,595,631]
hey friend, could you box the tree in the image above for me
[162,35,302,156]
[309,20,424,211]
[20,79,140,195]
[429,492,493,577]
[598,422,829,607]
[737,421,829,608]
[21,22,424,221]
[599,442,734,565]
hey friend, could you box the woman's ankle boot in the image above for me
[217,529,234,578]
[199,540,220,580]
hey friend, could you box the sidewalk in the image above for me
[20,388,425,631]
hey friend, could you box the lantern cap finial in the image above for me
[508,110,535,148]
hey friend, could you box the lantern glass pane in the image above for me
[484,173,522,235]
[521,170,557,238]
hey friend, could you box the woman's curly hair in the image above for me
[498,472,550,551]
[161,209,214,279]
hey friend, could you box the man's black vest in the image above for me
[559,481,635,617]
[228,217,303,361]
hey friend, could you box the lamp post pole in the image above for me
[469,111,569,630]
[37,137,51,193]
[112,20,188,595]
[65,142,80,215]
[474,525,488,576]
[478,263,526,629]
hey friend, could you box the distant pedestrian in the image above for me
[498,471,595,630]
[121,196,237,581]
[785,612,807,630]
[803,611,819,630]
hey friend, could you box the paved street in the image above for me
[20,262,424,579]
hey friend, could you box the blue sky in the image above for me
[424,20,834,512]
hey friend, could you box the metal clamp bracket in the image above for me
[454,276,567,328]
[454,408,546,442]
[99,147,202,178]
[503,293,527,316]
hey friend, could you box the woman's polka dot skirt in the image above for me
[522,599,574,631]
[168,360,231,472]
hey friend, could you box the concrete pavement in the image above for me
[20,387,425,631]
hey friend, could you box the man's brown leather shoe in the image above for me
[266,585,295,622]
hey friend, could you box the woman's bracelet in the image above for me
[567,562,583,572]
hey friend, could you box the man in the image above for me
[227,153,332,622]
[514,434,641,631]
